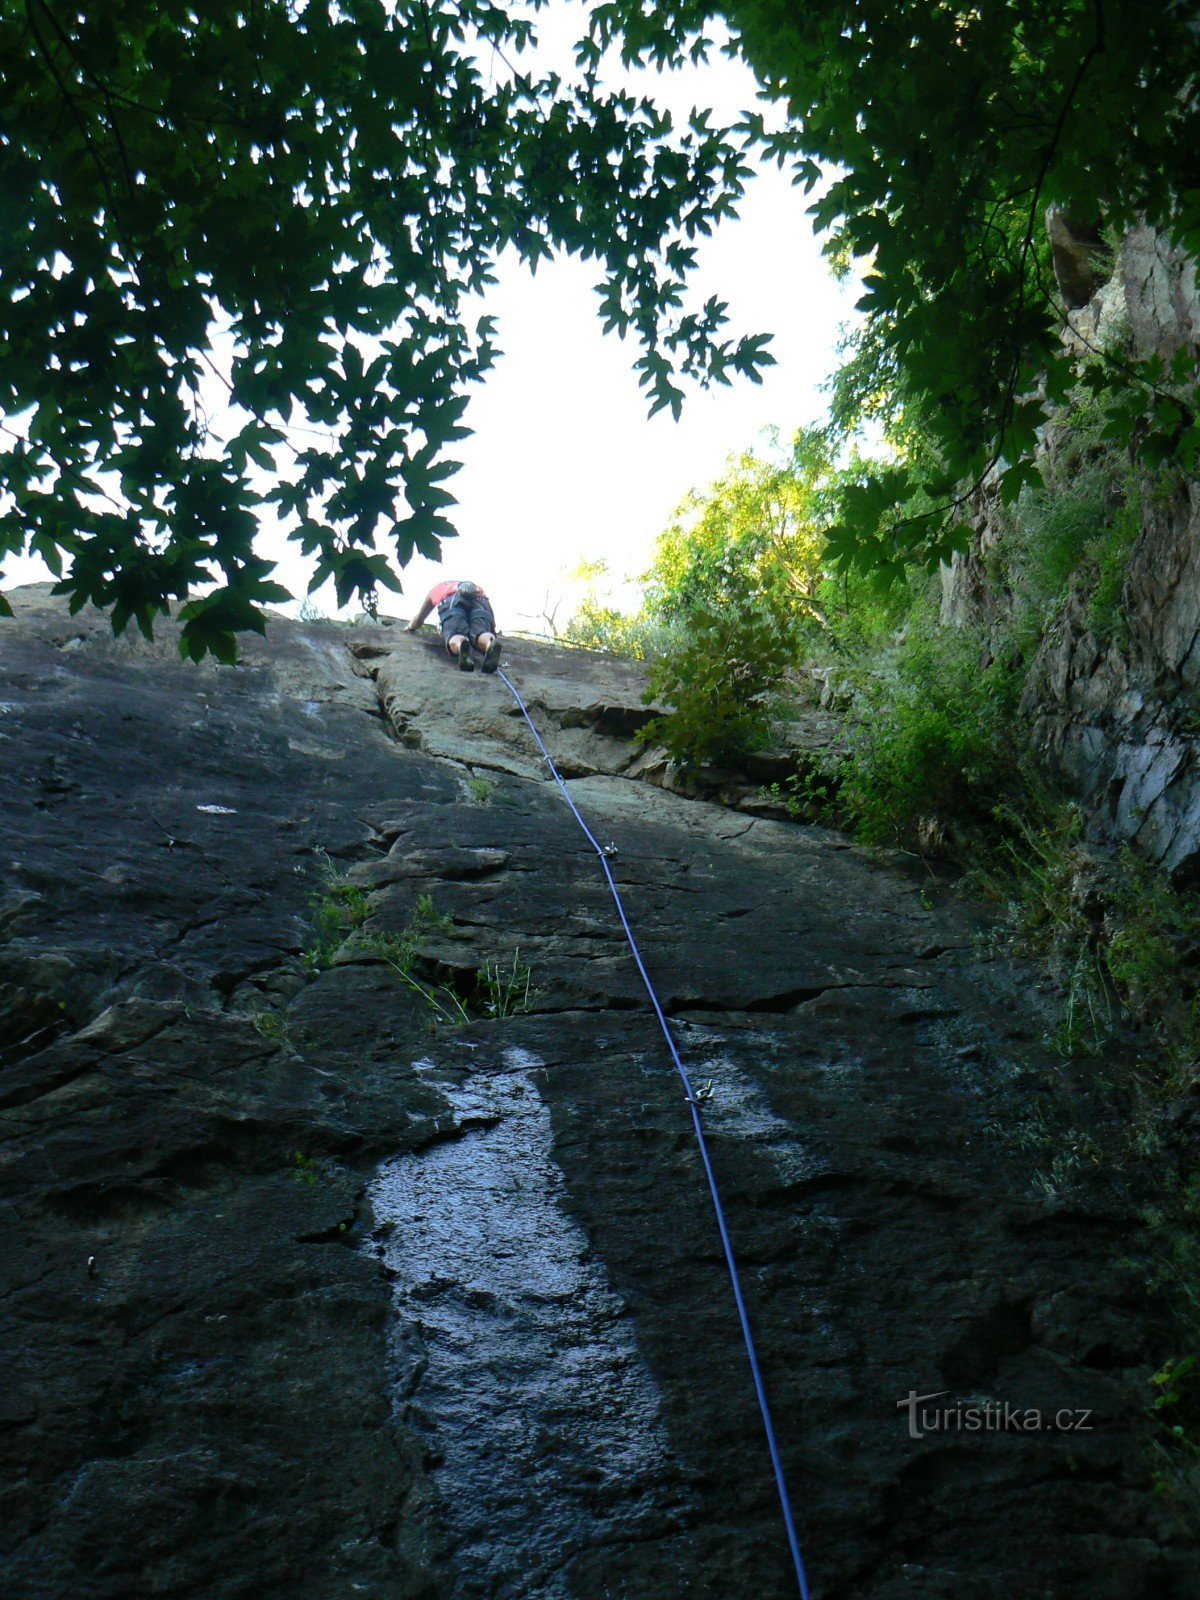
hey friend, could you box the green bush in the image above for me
[304,857,371,970]
[558,431,835,764]
[991,399,1148,652]
[629,430,831,764]
[638,587,799,766]
[819,598,1025,845]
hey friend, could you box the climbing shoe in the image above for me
[457,643,474,672]
[480,637,502,674]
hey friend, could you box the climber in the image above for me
[404,579,502,674]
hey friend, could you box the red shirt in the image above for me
[430,580,486,605]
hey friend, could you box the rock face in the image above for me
[2,587,1195,1599]
[366,627,843,812]
[1021,469,1200,879]
[942,225,1200,880]
[1046,208,1107,310]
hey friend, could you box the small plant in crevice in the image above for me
[361,895,472,1028]
[369,936,472,1027]
[1152,1354,1198,1405]
[304,853,371,971]
[466,773,493,805]
[1045,949,1114,1062]
[251,1008,291,1042]
[981,1106,1104,1200]
[479,951,536,1018]
[1030,1132,1107,1200]
[293,1151,320,1186]
[377,893,453,968]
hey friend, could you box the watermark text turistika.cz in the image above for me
[897,1390,1094,1441]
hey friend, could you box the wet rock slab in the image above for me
[369,1051,686,1598]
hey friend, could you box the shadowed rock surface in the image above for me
[2,587,1195,1598]
[943,222,1200,881]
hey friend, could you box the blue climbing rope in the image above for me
[496,668,812,1600]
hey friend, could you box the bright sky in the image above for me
[2,7,860,633]
[375,9,860,632]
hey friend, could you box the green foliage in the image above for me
[1148,1341,1200,1518]
[990,399,1149,653]
[965,804,1200,1527]
[808,566,912,660]
[962,799,1200,1076]
[789,471,1194,1060]
[1044,949,1114,1062]
[647,429,830,617]
[758,765,837,823]
[251,1009,291,1042]
[363,901,539,1024]
[1107,926,1179,1006]
[594,0,1200,570]
[0,0,773,652]
[564,598,672,661]
[1089,520,1140,647]
[1104,848,1198,1013]
[981,799,1084,951]
[293,1151,320,1187]
[12,1,1198,629]
[802,396,1159,857]
[304,858,371,971]
[636,428,832,764]
[361,895,471,1027]
[1151,1356,1198,1417]
[375,892,453,968]
[466,773,494,805]
[981,1105,1105,1200]
[640,595,795,765]
[816,592,1026,845]
[1011,463,1118,624]
[479,951,536,1018]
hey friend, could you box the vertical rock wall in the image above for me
[4,589,1197,1598]
[941,226,1200,879]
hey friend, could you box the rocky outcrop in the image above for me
[1046,208,1107,310]
[942,225,1200,879]
[2,587,1195,1598]
[1021,470,1200,878]
[1122,226,1200,369]
[363,627,844,814]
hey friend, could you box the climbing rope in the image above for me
[496,668,813,1600]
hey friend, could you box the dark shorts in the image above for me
[438,595,496,645]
